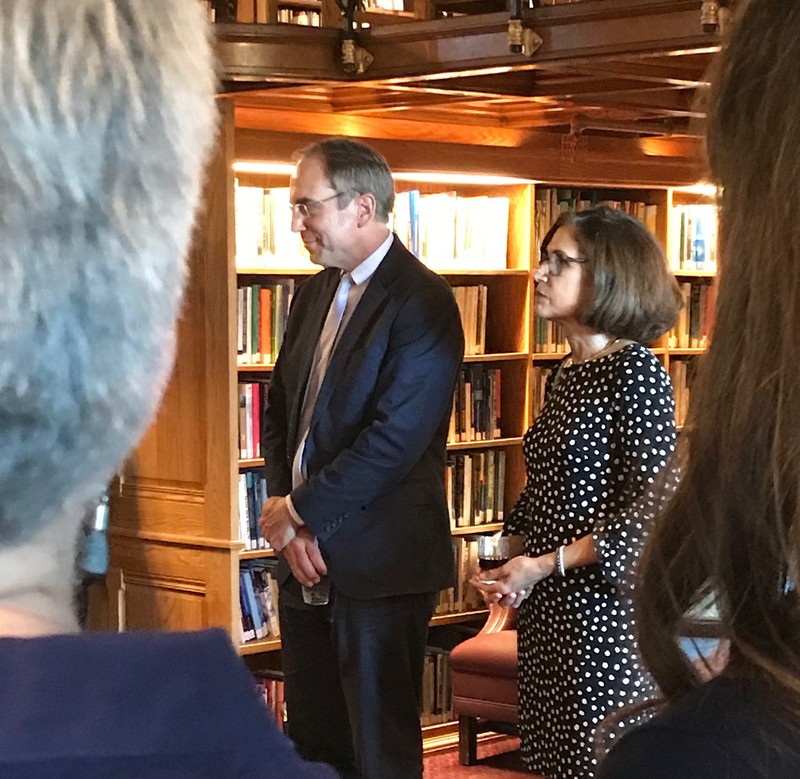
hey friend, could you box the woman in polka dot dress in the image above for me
[473,206,682,778]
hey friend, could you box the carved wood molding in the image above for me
[118,479,205,503]
[108,527,241,551]
[122,570,208,595]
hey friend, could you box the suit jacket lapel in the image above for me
[313,243,405,416]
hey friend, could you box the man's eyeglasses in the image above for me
[289,191,350,220]
[538,249,589,277]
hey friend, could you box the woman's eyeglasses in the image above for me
[289,191,351,220]
[538,249,588,277]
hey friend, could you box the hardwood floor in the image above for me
[423,738,540,778]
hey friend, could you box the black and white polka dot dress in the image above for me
[504,343,676,779]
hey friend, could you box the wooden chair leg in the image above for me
[458,715,478,766]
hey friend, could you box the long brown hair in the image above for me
[635,0,800,720]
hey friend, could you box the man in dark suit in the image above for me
[259,138,464,779]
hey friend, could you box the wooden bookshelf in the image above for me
[239,548,276,560]
[233,163,536,627]
[104,113,717,631]
[527,181,717,428]
[430,608,488,627]
[451,522,504,537]
[207,0,512,27]
[674,269,716,278]
[104,109,538,652]
[448,436,523,451]
[99,102,715,754]
[240,636,282,655]
[238,363,273,371]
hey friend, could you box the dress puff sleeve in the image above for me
[593,353,678,589]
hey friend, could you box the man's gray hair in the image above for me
[295,138,396,223]
[0,0,217,542]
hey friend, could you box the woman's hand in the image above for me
[470,553,556,608]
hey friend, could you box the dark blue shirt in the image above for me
[0,628,336,778]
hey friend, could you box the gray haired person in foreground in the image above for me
[0,2,335,777]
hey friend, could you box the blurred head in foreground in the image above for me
[636,0,800,723]
[0,0,216,633]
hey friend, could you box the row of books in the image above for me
[534,316,568,354]
[534,187,659,249]
[363,0,406,9]
[420,647,453,727]
[435,538,486,616]
[669,358,698,428]
[531,365,555,418]
[255,657,450,732]
[446,450,506,529]
[254,672,286,731]
[239,445,508,542]
[238,279,494,363]
[256,655,450,731]
[239,469,271,550]
[233,0,270,22]
[668,281,715,349]
[238,380,269,460]
[237,281,295,365]
[254,646,455,730]
[391,190,510,270]
[669,204,718,272]
[240,560,281,643]
[452,285,488,356]
[237,183,509,270]
[277,9,320,24]
[235,184,314,269]
[239,367,507,459]
[449,365,502,443]
[234,179,717,278]
[206,0,321,24]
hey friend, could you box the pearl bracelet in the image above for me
[555,545,566,577]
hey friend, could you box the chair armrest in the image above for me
[479,602,516,634]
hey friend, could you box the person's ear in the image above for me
[355,192,377,227]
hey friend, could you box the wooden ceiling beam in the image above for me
[347,81,528,100]
[358,1,720,82]
[522,77,689,100]
[229,90,337,113]
[215,1,722,87]
[373,104,572,127]
[233,125,705,187]
[569,88,705,119]
[233,105,535,147]
[216,24,340,84]
[329,88,488,113]
[585,61,710,88]
[391,73,639,100]
[229,84,540,116]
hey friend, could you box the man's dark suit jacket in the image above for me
[262,236,464,599]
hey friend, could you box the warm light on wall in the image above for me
[672,183,718,196]
[233,161,296,175]
[232,160,534,186]
[392,171,534,185]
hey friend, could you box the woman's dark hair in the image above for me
[634,0,800,725]
[541,205,681,343]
